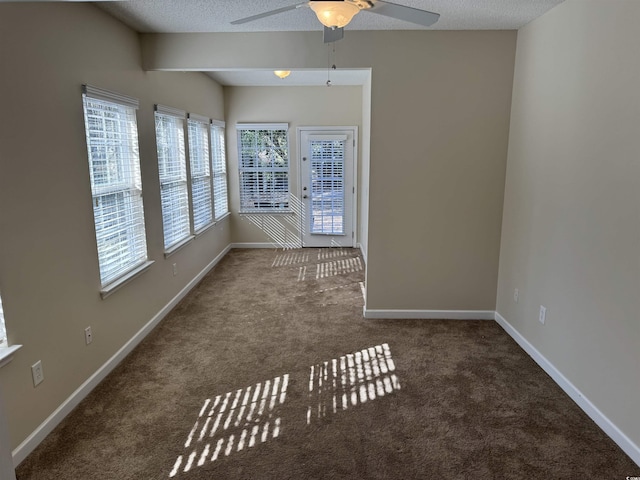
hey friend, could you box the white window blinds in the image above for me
[211,121,229,220]
[188,114,213,231]
[0,293,6,347]
[155,105,191,250]
[309,137,346,235]
[82,85,149,287]
[237,124,290,213]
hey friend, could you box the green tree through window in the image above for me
[237,125,289,212]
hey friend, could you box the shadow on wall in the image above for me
[239,195,304,249]
[240,195,353,250]
[169,343,401,478]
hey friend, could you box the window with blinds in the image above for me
[310,139,345,235]
[188,115,214,231]
[237,124,290,213]
[155,106,191,250]
[82,85,149,287]
[211,121,229,220]
[0,293,6,347]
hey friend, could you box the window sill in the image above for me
[214,212,231,223]
[164,235,195,259]
[100,260,155,299]
[0,344,22,369]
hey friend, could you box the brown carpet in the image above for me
[16,248,639,479]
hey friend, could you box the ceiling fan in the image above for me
[231,0,440,43]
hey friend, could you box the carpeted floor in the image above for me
[16,248,639,479]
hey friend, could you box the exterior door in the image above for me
[299,128,356,247]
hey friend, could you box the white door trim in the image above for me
[297,126,358,248]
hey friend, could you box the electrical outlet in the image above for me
[514,288,519,303]
[539,305,547,325]
[32,360,44,387]
[172,263,178,277]
[85,326,93,345]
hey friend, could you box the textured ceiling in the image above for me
[99,0,566,33]
[95,0,566,86]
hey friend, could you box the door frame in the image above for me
[297,126,359,248]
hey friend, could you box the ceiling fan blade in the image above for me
[367,1,440,28]
[231,2,308,25]
[323,26,344,43]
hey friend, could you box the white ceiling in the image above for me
[99,0,566,33]
[95,0,566,87]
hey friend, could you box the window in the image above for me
[82,85,149,288]
[0,290,23,362]
[188,114,213,231]
[0,293,6,347]
[155,105,191,251]
[211,121,229,220]
[237,124,290,213]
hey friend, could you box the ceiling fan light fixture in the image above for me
[274,70,291,79]
[309,1,360,29]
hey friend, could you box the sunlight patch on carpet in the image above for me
[170,375,289,477]
[271,251,310,267]
[296,259,363,282]
[318,248,352,260]
[307,343,400,424]
[169,344,398,477]
[271,248,363,282]
[315,257,363,279]
[297,266,307,281]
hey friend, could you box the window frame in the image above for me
[187,113,215,233]
[154,105,193,254]
[0,293,6,348]
[237,123,290,214]
[81,85,153,296]
[0,289,23,366]
[211,120,229,221]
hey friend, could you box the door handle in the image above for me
[303,195,308,199]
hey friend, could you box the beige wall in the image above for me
[142,30,517,312]
[497,0,640,453]
[359,75,372,261]
[363,33,514,311]
[0,3,229,450]
[224,86,363,246]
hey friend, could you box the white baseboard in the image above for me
[230,242,301,249]
[12,244,232,466]
[363,309,495,320]
[494,311,640,468]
